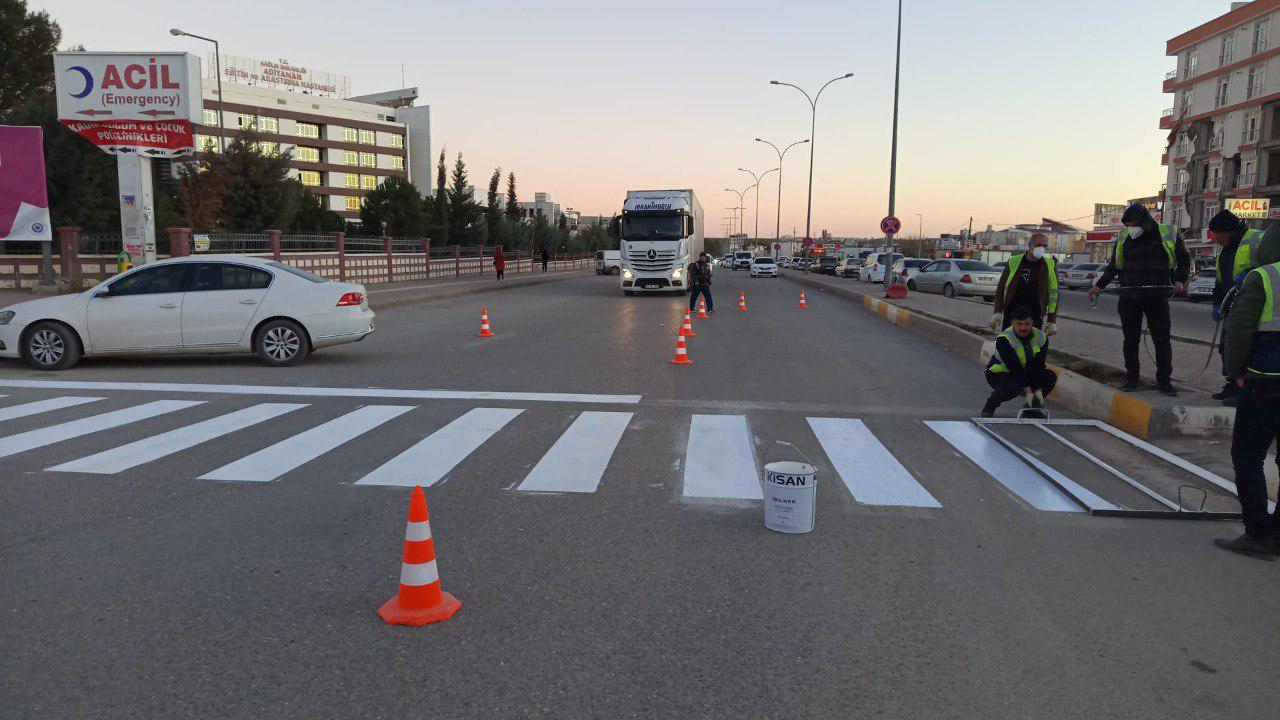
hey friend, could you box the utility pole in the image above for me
[881,0,903,294]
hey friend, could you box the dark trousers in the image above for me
[496,267,505,280]
[1230,382,1280,538]
[1117,296,1173,386]
[689,284,713,312]
[984,368,1057,410]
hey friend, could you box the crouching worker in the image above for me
[982,306,1058,418]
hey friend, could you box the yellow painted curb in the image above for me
[1108,392,1153,439]
[896,308,911,327]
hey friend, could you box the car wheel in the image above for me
[255,319,310,367]
[982,296,994,303]
[611,267,620,275]
[907,280,916,291]
[23,321,81,371]
[943,283,956,298]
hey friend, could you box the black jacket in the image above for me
[1212,229,1245,306]
[987,332,1050,390]
[1094,219,1191,299]
[687,260,712,285]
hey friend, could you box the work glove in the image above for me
[1032,390,1044,408]
[1024,391,1035,408]
[1044,321,1057,337]
[987,313,1002,331]
[1212,304,1222,322]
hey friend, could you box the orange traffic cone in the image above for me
[669,327,693,365]
[377,486,462,627]
[797,291,808,309]
[738,291,747,312]
[476,307,495,337]
[680,310,695,337]
[697,298,709,318]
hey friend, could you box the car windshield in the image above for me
[266,261,328,283]
[954,260,995,271]
[753,258,774,264]
[819,257,837,265]
[905,259,931,268]
[622,214,684,239]
[1075,264,1103,271]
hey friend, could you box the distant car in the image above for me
[1186,273,1215,302]
[835,255,861,278]
[733,251,754,270]
[776,256,790,268]
[892,258,933,289]
[1063,263,1106,289]
[595,250,621,275]
[793,257,813,271]
[859,253,903,283]
[749,257,779,278]
[911,259,1001,299]
[1055,262,1079,284]
[811,256,838,275]
[0,255,374,370]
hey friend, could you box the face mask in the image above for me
[1030,246,1045,260]
[1127,226,1144,239]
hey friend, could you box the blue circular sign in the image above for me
[880,216,901,235]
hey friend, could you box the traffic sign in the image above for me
[774,243,781,250]
[880,216,901,235]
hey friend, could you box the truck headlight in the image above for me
[0,311,14,325]
[622,269,633,279]
[671,269,682,280]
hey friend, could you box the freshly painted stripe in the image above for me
[399,560,439,586]
[973,426,1118,512]
[517,411,633,493]
[806,417,940,507]
[682,415,761,499]
[356,407,524,487]
[0,379,641,405]
[405,520,432,542]
[926,421,1081,512]
[199,405,414,482]
[0,396,104,422]
[49,403,306,474]
[0,400,204,460]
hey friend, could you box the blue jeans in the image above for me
[689,284,713,312]
[1231,382,1280,538]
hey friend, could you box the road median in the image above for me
[366,269,592,309]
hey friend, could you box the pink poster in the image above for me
[0,126,53,242]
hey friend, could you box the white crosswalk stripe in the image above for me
[682,414,761,500]
[517,411,633,493]
[0,396,105,422]
[199,405,415,482]
[48,403,307,474]
[808,417,941,507]
[356,407,524,487]
[0,400,205,460]
[926,421,1082,512]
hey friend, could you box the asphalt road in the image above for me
[1,273,1276,719]
[1054,285,1218,342]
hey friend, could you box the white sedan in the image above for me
[749,257,779,277]
[0,255,375,370]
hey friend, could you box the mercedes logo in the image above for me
[647,249,656,260]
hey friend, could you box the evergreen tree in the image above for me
[505,172,520,221]
[0,0,59,115]
[433,149,450,243]
[201,129,300,231]
[360,176,427,236]
[485,167,508,248]
[290,187,345,233]
[174,160,228,230]
[448,152,483,244]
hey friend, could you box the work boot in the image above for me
[1211,383,1239,401]
[1158,384,1179,397]
[1213,533,1276,560]
[980,399,998,418]
[1117,379,1140,391]
[1223,395,1239,407]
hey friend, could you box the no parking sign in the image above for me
[880,216,901,236]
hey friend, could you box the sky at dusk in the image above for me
[34,0,1226,237]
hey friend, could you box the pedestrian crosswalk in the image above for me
[0,393,1218,517]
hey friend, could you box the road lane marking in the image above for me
[0,380,640,405]
[48,403,306,474]
[807,417,941,507]
[0,396,104,422]
[517,411,633,493]
[0,400,204,460]
[199,405,415,482]
[925,421,1082,512]
[355,407,524,487]
[682,415,762,500]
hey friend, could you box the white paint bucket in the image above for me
[763,460,817,534]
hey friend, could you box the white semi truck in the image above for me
[618,189,704,295]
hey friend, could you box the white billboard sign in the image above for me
[211,53,350,98]
[1093,203,1125,226]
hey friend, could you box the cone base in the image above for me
[885,284,908,299]
[669,357,693,365]
[680,330,695,337]
[377,591,461,626]
[697,313,709,319]
[476,330,495,338]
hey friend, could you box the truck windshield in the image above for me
[623,215,684,239]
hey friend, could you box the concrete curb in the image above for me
[786,272,1233,439]
[368,270,590,310]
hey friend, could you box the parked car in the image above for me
[749,256,779,278]
[1062,263,1106,290]
[1186,273,1215,302]
[892,258,933,289]
[595,250,621,275]
[811,256,839,275]
[835,255,861,278]
[793,257,813,271]
[0,256,375,371]
[1055,262,1079,284]
[775,256,790,268]
[859,253,903,283]
[911,259,1001,299]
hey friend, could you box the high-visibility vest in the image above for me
[1218,228,1266,285]
[1003,252,1058,314]
[1114,223,1177,269]
[1245,262,1280,379]
[988,327,1047,374]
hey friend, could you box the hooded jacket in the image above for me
[1094,204,1191,298]
[1224,222,1280,386]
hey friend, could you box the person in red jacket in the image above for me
[493,246,507,281]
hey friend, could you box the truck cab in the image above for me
[619,190,704,295]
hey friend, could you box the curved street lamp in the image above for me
[769,73,853,244]
[755,138,808,241]
[170,28,225,152]
[738,167,778,246]
[724,187,747,241]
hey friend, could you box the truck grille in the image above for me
[627,249,676,271]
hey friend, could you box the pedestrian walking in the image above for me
[493,245,507,281]
[980,306,1058,417]
[1207,209,1265,405]
[687,252,714,314]
[1088,203,1191,395]
[540,246,549,272]
[990,233,1059,334]
[1216,222,1280,558]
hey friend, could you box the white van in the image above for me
[733,250,753,270]
[595,250,621,275]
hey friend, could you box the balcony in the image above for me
[1160,107,1182,129]
[1163,69,1179,92]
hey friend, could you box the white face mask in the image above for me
[1030,246,1046,260]
[1127,226,1144,239]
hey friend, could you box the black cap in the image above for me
[1207,209,1242,233]
[1121,203,1153,225]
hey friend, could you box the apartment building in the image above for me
[1163,1,1280,235]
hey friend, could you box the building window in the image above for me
[1180,87,1194,114]
[343,150,359,165]
[1176,169,1190,194]
[1254,19,1271,55]
[1244,110,1261,143]
[1210,123,1224,150]
[1204,200,1221,221]
[203,108,218,125]
[360,174,378,189]
[298,170,321,187]
[359,129,376,144]
[1241,157,1257,187]
[258,117,279,133]
[1175,133,1190,156]
[1220,32,1236,66]
[1248,64,1266,99]
[341,127,358,142]
[359,152,375,167]
[255,141,279,155]
[345,174,360,189]
[390,155,405,170]
[345,196,362,211]
[296,146,321,163]
[297,122,320,139]
[1208,164,1222,190]
[390,134,404,148]
[1215,76,1230,108]
[1183,47,1198,78]
[196,135,220,153]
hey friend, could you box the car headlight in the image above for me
[671,269,682,280]
[0,311,14,325]
[622,269,633,279]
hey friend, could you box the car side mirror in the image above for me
[94,286,114,298]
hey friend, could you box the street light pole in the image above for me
[170,28,224,152]
[724,188,745,242]
[770,73,853,247]
[915,213,923,240]
[738,167,778,247]
[756,138,808,242]
[882,0,903,294]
